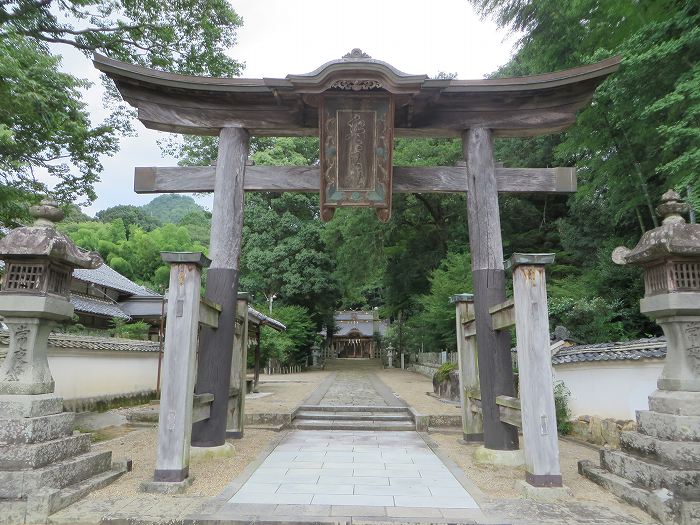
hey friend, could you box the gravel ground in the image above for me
[376,368,460,416]
[429,432,657,523]
[246,370,331,412]
[87,427,280,498]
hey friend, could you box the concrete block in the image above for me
[649,390,700,416]
[473,445,525,467]
[601,449,700,499]
[621,430,700,469]
[637,410,700,441]
[0,394,63,418]
[0,411,74,445]
[517,479,572,502]
[0,433,91,469]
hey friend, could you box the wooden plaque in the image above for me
[319,94,394,222]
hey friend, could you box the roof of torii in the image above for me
[93,49,620,139]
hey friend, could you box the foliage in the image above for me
[96,205,160,233]
[434,362,457,384]
[0,0,243,228]
[109,318,150,340]
[553,380,572,435]
[0,33,119,226]
[258,305,318,366]
[141,194,204,225]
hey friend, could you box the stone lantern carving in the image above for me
[0,199,102,394]
[581,190,700,525]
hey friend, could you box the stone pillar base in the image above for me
[141,476,194,495]
[516,480,572,502]
[581,389,700,525]
[190,442,235,459]
[473,445,524,467]
[0,394,126,523]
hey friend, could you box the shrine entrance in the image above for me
[94,49,619,492]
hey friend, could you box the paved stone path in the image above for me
[228,430,478,509]
[319,369,389,406]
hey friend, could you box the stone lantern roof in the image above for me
[0,200,102,269]
[612,189,700,266]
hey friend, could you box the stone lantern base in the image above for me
[0,393,128,524]
[579,388,700,525]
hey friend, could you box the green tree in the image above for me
[141,194,205,224]
[258,305,318,366]
[0,0,243,227]
[96,205,161,233]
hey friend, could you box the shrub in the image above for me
[434,362,457,384]
[553,380,572,435]
[109,318,150,340]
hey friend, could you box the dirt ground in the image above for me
[246,370,331,412]
[376,367,461,416]
[87,426,281,499]
[429,432,656,523]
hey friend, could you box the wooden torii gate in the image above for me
[94,50,619,482]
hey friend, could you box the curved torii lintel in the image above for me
[92,52,620,138]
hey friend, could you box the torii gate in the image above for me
[94,49,619,478]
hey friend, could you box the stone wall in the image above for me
[569,415,636,448]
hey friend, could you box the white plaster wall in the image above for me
[48,349,159,400]
[553,359,664,420]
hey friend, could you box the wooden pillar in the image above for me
[509,254,562,487]
[227,294,249,438]
[153,252,209,483]
[192,127,249,447]
[451,293,483,442]
[462,128,519,451]
[253,326,261,390]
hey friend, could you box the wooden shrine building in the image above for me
[329,310,387,359]
[93,49,618,488]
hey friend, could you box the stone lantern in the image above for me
[0,201,127,524]
[0,200,102,394]
[580,190,700,525]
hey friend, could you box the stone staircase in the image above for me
[292,405,415,431]
[0,394,127,524]
[323,358,383,370]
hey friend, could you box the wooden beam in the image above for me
[198,299,221,328]
[489,298,515,331]
[496,395,522,429]
[134,166,576,195]
[192,392,214,424]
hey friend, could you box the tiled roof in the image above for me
[73,264,160,297]
[248,306,286,332]
[551,337,666,365]
[0,331,160,352]
[71,293,129,319]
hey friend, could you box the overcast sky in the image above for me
[54,0,518,216]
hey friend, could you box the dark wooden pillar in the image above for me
[462,128,519,451]
[192,127,249,447]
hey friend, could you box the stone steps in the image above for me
[600,449,700,499]
[637,410,700,442]
[294,411,412,422]
[0,449,112,498]
[37,464,127,518]
[0,412,74,445]
[620,430,700,469]
[578,459,681,525]
[293,419,416,431]
[292,405,415,431]
[0,433,92,470]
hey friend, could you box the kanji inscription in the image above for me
[320,94,393,222]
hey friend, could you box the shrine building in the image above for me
[328,310,387,358]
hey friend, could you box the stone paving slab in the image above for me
[225,430,479,511]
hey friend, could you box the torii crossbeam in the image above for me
[94,50,619,482]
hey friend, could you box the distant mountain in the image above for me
[141,194,204,224]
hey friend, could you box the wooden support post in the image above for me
[253,327,261,391]
[463,128,519,451]
[191,127,249,448]
[508,253,562,487]
[152,252,210,483]
[227,294,249,438]
[451,294,483,442]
